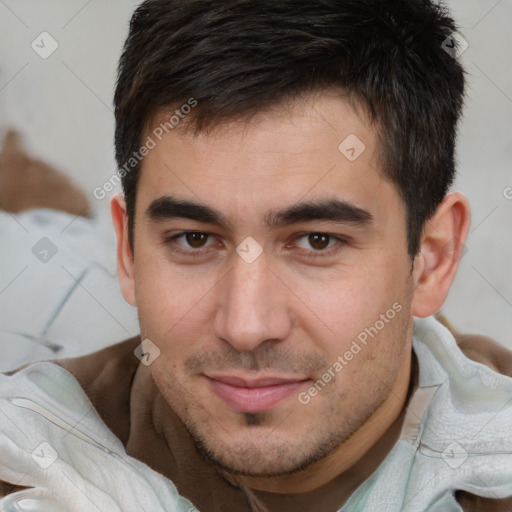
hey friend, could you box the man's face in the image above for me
[130,93,415,477]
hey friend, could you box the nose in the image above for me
[213,251,292,352]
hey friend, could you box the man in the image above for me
[1,0,512,510]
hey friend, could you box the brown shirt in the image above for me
[2,327,512,511]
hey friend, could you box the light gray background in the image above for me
[1,0,511,346]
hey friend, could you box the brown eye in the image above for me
[165,231,219,258]
[308,233,330,250]
[292,232,347,259]
[185,232,209,248]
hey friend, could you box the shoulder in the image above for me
[0,482,29,499]
[55,336,141,445]
[435,315,512,510]
[436,313,512,377]
[456,490,512,512]
[56,336,142,384]
[455,333,512,377]
[1,337,142,499]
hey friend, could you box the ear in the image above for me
[111,194,136,306]
[411,192,471,318]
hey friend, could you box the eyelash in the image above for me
[163,231,349,259]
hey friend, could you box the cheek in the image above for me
[292,257,408,338]
[133,260,235,381]
[291,262,411,389]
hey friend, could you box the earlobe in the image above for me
[111,194,137,306]
[411,192,471,318]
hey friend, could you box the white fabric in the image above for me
[0,209,139,372]
[0,362,195,512]
[0,316,512,511]
[340,316,512,511]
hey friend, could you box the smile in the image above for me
[205,375,310,413]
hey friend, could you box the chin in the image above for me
[188,421,346,477]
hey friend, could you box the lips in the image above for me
[206,374,309,413]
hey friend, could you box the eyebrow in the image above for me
[146,196,373,229]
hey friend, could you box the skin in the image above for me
[111,91,470,495]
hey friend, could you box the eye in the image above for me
[165,231,347,261]
[168,231,217,250]
[295,233,348,257]
[182,232,210,248]
[299,233,334,251]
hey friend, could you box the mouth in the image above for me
[205,374,310,413]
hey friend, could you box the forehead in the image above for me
[136,92,403,226]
